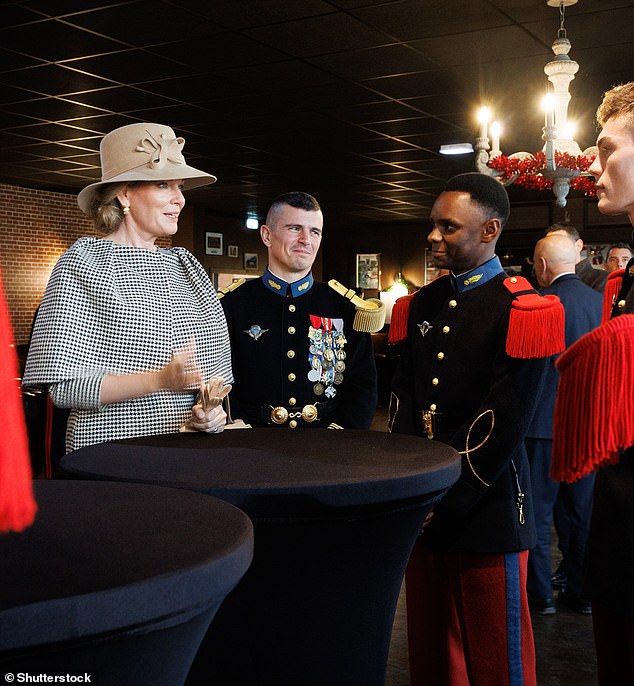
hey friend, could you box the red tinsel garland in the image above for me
[487,151,596,196]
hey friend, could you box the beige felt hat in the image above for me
[77,122,216,214]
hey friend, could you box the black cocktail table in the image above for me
[61,429,459,686]
[0,480,253,686]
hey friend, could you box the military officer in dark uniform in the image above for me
[220,191,378,430]
[390,173,565,686]
[552,81,634,685]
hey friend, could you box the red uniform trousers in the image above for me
[405,541,536,686]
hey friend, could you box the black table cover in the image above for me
[0,480,253,686]
[61,429,460,686]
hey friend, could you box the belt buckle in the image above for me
[271,406,289,425]
[421,410,435,440]
[301,404,318,423]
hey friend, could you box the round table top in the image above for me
[0,480,253,650]
[61,429,460,513]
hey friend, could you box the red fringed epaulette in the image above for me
[551,314,634,483]
[602,268,624,323]
[503,276,565,359]
[0,272,37,533]
[388,294,415,344]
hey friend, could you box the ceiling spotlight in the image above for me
[439,143,474,156]
[245,217,259,230]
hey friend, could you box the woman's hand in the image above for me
[180,376,232,434]
[159,338,202,392]
[184,403,228,434]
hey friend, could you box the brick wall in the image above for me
[0,183,180,346]
[0,183,96,345]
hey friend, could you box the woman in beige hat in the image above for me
[23,123,233,453]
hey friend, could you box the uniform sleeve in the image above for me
[219,292,245,421]
[389,335,419,435]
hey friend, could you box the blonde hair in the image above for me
[596,82,634,130]
[85,182,130,235]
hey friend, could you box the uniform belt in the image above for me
[244,400,337,427]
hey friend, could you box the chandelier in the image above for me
[474,0,597,207]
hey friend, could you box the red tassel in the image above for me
[552,314,634,483]
[505,293,566,359]
[602,268,624,324]
[388,294,414,344]
[0,272,37,533]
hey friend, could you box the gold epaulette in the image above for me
[217,278,246,299]
[327,279,386,333]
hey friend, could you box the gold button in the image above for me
[437,352,444,360]
[288,326,296,334]
[430,404,437,411]
[287,350,295,358]
[510,277,518,283]
[288,373,296,381]
[289,397,297,406]
[618,299,626,310]
[289,419,298,429]
[432,378,439,386]
[289,304,296,312]
[443,326,450,334]
[448,300,457,308]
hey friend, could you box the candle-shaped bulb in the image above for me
[477,107,490,140]
[490,121,501,155]
[542,94,555,129]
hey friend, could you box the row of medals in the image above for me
[307,328,346,399]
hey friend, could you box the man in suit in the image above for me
[526,234,601,615]
[545,223,608,293]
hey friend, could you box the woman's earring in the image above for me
[122,206,130,216]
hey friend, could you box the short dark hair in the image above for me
[444,173,510,228]
[266,192,321,225]
[607,242,633,255]
[545,222,580,241]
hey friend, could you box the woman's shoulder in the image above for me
[168,246,206,272]
[55,236,111,271]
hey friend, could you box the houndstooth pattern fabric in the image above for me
[23,237,233,452]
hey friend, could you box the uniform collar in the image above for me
[262,267,314,297]
[450,256,504,293]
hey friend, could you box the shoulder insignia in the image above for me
[217,278,246,299]
[387,295,415,344]
[327,279,386,333]
[553,314,634,482]
[602,268,624,323]
[503,276,565,359]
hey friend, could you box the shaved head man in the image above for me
[533,234,578,288]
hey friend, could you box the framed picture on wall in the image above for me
[227,245,239,258]
[205,232,223,256]
[355,253,381,289]
[244,252,259,270]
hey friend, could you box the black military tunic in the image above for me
[390,257,550,552]
[221,268,377,429]
[584,257,634,616]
